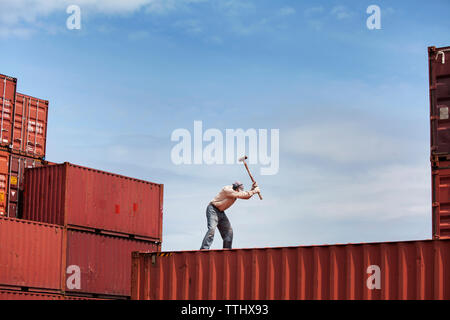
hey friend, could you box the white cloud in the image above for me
[174,19,203,34]
[283,121,412,164]
[278,6,296,16]
[0,0,207,34]
[128,30,150,41]
[304,6,324,17]
[0,26,35,38]
[331,5,352,20]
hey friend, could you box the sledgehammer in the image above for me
[238,156,263,200]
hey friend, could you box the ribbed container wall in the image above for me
[0,151,9,216]
[429,46,450,156]
[0,217,63,292]
[7,154,47,218]
[430,46,450,239]
[65,229,160,297]
[0,74,17,148]
[12,93,49,159]
[0,150,47,218]
[132,240,450,300]
[22,162,163,240]
[432,160,450,238]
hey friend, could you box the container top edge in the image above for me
[27,162,162,186]
[133,238,440,256]
[16,92,49,104]
[0,73,17,82]
[0,216,63,230]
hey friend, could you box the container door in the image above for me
[0,151,9,216]
[430,47,450,156]
[11,94,48,158]
[0,75,16,148]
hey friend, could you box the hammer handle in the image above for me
[243,161,263,200]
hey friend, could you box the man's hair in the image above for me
[232,181,244,191]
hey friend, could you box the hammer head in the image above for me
[238,155,248,162]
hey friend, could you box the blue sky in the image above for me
[1,0,449,250]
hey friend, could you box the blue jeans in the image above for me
[200,203,233,249]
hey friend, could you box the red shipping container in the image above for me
[429,46,450,156]
[12,92,49,158]
[23,162,164,241]
[0,217,63,292]
[132,239,450,300]
[64,229,159,297]
[0,150,48,218]
[0,74,16,148]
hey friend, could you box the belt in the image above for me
[209,202,221,212]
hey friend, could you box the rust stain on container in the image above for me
[0,217,63,292]
[22,162,164,240]
[65,229,159,297]
[131,240,450,300]
[429,46,450,156]
[12,93,49,159]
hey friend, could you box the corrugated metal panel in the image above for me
[431,159,450,238]
[65,229,159,297]
[0,290,64,300]
[131,240,450,300]
[0,150,46,218]
[0,74,17,148]
[0,150,9,216]
[7,153,45,218]
[0,217,63,291]
[23,162,163,240]
[429,46,450,156]
[12,93,49,158]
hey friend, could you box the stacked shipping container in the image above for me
[18,162,163,298]
[0,208,161,298]
[0,72,162,300]
[132,240,450,300]
[22,163,163,241]
[0,73,49,219]
[430,46,450,239]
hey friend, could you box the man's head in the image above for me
[232,181,244,191]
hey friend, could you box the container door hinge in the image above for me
[432,202,440,208]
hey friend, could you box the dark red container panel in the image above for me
[0,217,63,292]
[0,74,17,148]
[429,46,450,156]
[65,229,159,297]
[431,159,450,239]
[132,240,450,300]
[23,162,164,240]
[12,93,49,158]
[0,150,48,218]
[7,153,47,218]
[0,150,9,216]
